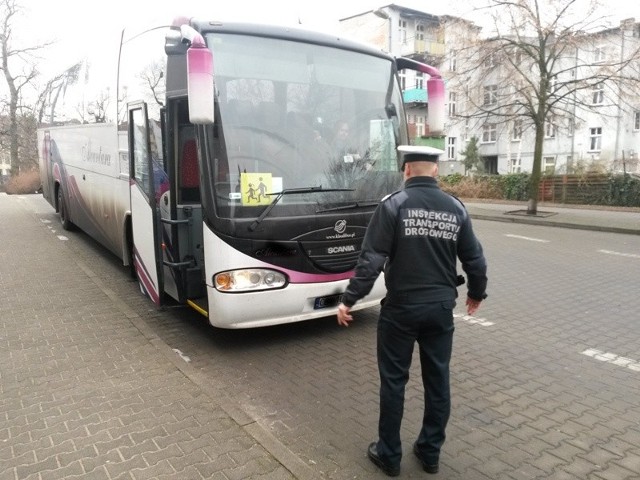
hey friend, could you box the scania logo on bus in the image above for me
[327,245,356,254]
[334,220,347,234]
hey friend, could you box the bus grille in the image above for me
[301,241,361,273]
[310,253,359,272]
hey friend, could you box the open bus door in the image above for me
[128,102,164,305]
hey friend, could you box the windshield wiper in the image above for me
[249,186,354,231]
[316,201,379,213]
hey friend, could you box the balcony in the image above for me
[400,39,446,58]
[403,88,427,104]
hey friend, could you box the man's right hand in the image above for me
[337,303,353,327]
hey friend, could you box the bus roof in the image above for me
[188,19,394,61]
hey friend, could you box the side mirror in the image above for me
[395,57,445,135]
[183,28,214,124]
[426,77,444,134]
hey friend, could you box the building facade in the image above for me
[340,4,640,175]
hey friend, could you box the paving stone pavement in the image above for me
[0,193,305,480]
[1,192,639,480]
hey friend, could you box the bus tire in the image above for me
[57,186,74,231]
[125,220,137,280]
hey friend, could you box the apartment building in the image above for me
[340,4,640,175]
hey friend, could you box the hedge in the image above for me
[439,173,640,207]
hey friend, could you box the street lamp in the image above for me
[372,7,389,19]
[373,7,392,54]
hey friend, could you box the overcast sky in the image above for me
[14,0,640,84]
[25,0,638,42]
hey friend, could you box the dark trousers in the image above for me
[375,299,455,467]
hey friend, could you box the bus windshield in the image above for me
[205,32,407,220]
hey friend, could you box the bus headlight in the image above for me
[213,269,287,292]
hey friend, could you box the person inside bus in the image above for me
[331,120,354,158]
[326,118,377,188]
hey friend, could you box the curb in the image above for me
[469,213,640,236]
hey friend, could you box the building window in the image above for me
[415,72,424,89]
[589,127,602,151]
[484,52,497,68]
[514,50,522,65]
[415,23,425,41]
[398,19,407,44]
[595,46,606,62]
[448,91,456,116]
[512,120,522,140]
[545,119,556,138]
[399,71,407,90]
[482,123,497,143]
[416,115,425,136]
[634,111,640,131]
[449,51,457,72]
[592,83,604,105]
[447,137,456,160]
[543,157,556,174]
[509,156,521,173]
[483,85,498,106]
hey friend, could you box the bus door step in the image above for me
[186,297,208,318]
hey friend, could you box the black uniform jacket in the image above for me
[341,176,488,307]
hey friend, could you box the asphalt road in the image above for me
[4,194,640,479]
[148,217,640,479]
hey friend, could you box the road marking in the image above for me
[598,249,640,259]
[581,348,640,372]
[504,234,550,243]
[454,313,494,326]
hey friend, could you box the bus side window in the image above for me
[180,136,200,203]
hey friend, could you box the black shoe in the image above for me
[367,442,400,477]
[413,442,439,474]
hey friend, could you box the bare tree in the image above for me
[86,88,111,124]
[0,0,51,176]
[35,61,82,125]
[450,0,640,214]
[139,61,165,108]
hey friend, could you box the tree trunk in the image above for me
[527,115,546,215]
[9,95,19,176]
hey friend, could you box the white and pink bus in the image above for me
[38,17,444,328]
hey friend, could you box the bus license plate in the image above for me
[314,293,343,310]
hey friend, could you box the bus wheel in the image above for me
[57,186,74,231]
[125,222,137,279]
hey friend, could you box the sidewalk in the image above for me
[1,193,638,480]
[462,199,640,235]
[0,193,306,480]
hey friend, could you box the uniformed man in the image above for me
[337,145,488,476]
